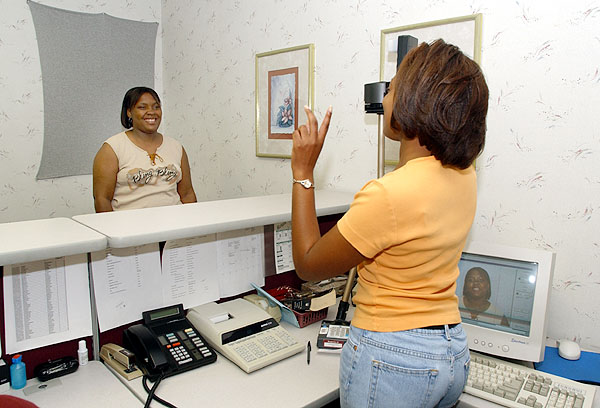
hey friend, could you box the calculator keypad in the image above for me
[230,326,298,362]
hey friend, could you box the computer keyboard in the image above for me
[464,351,596,408]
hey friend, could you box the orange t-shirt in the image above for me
[337,156,476,332]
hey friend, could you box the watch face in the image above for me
[294,179,313,188]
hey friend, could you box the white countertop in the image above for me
[108,303,347,408]
[0,217,107,266]
[73,190,355,248]
[1,361,141,408]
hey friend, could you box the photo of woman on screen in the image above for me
[459,267,510,326]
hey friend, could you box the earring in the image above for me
[128,117,133,128]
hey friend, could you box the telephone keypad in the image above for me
[185,329,213,357]
[161,327,215,366]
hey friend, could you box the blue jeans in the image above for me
[339,324,470,408]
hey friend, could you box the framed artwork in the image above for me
[255,44,314,158]
[379,14,482,168]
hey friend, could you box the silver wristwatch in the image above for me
[293,178,314,189]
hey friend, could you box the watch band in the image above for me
[293,178,314,189]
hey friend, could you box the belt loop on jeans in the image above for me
[444,324,451,341]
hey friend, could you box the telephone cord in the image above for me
[143,374,178,408]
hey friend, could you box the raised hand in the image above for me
[291,105,332,180]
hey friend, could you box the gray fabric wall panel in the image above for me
[28,1,158,179]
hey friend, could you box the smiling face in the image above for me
[127,92,162,134]
[464,268,491,300]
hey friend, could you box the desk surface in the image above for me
[1,361,140,407]
[4,309,594,408]
[73,190,354,248]
[109,304,345,408]
[0,217,107,266]
[114,304,599,408]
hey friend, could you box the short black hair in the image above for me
[391,39,489,169]
[120,87,161,128]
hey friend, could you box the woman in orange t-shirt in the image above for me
[291,40,489,407]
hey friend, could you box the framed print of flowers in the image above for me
[255,44,314,158]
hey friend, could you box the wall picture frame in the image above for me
[255,44,314,158]
[380,14,482,168]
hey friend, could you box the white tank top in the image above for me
[105,132,183,211]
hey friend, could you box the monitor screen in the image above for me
[456,242,555,363]
[457,253,538,337]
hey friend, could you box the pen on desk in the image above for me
[307,341,311,365]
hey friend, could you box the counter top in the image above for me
[73,190,355,248]
[0,217,107,266]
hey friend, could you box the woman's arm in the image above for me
[291,107,367,282]
[177,147,197,204]
[92,143,118,213]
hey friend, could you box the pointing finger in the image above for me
[318,106,333,142]
[304,105,319,137]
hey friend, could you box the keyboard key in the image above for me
[464,351,595,408]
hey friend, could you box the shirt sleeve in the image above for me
[337,180,397,258]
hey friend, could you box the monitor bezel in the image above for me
[458,241,555,363]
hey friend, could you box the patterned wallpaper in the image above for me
[160,0,600,351]
[0,0,162,221]
[1,0,599,351]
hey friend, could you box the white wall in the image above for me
[160,0,600,351]
[2,0,599,351]
[0,0,162,222]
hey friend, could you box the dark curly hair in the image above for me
[390,39,489,169]
[120,87,161,128]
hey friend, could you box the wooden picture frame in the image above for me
[255,44,314,158]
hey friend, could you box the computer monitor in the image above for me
[456,241,556,363]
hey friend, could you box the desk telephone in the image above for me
[123,304,217,381]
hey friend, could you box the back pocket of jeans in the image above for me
[368,360,438,408]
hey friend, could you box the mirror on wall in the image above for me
[379,14,483,173]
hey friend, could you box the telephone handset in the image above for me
[123,304,217,382]
[124,325,169,374]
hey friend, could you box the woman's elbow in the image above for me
[181,192,197,204]
[294,259,336,282]
[94,196,113,213]
[294,265,312,281]
[293,257,316,281]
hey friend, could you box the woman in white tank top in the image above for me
[92,87,197,212]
